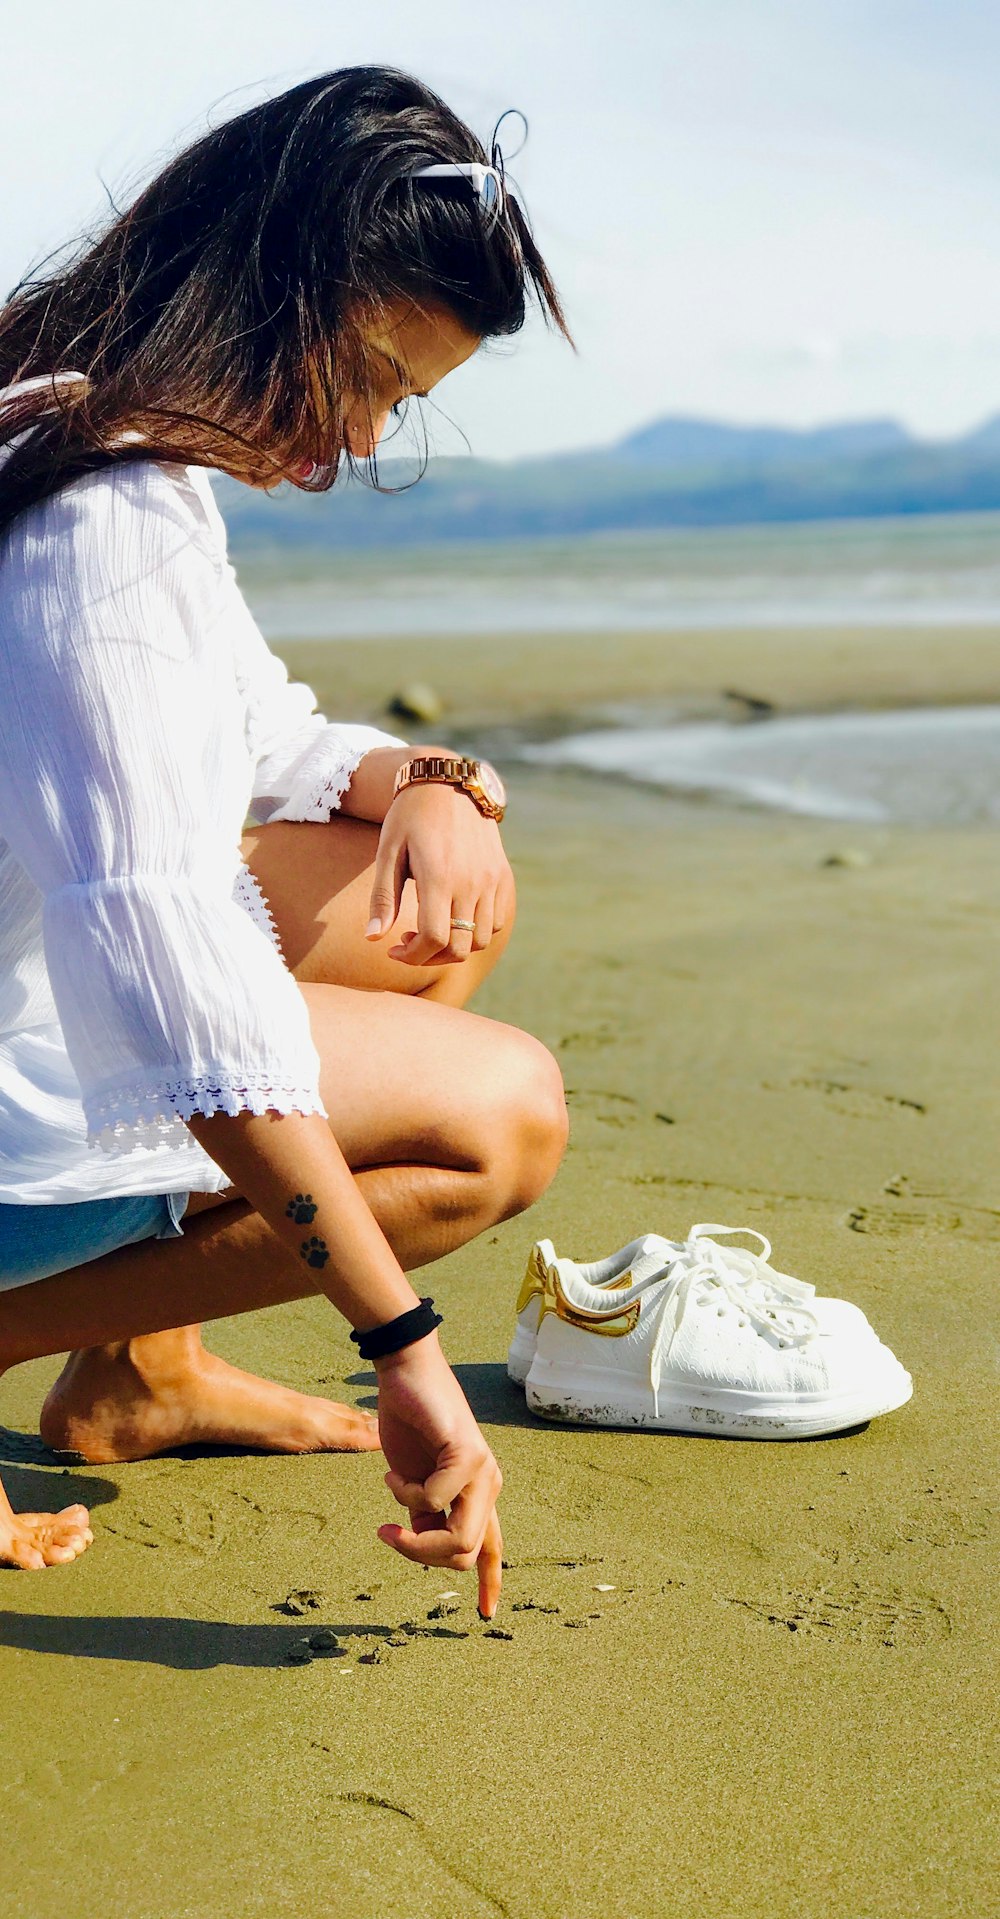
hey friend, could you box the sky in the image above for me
[5,0,1000,460]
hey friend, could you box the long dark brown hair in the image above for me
[0,66,568,538]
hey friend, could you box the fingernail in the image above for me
[365,918,382,939]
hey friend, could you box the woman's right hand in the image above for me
[374,1334,503,1619]
[182,1112,503,1607]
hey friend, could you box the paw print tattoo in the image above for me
[300,1236,330,1269]
[285,1192,318,1224]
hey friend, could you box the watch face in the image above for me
[477,760,507,809]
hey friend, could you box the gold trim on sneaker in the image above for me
[515,1243,550,1319]
[516,1245,640,1338]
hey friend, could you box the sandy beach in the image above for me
[2,623,997,1918]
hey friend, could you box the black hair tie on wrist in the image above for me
[350,1297,442,1362]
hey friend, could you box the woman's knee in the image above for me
[487,1031,568,1221]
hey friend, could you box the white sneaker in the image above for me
[508,1227,880,1384]
[507,1235,674,1384]
[514,1223,912,1439]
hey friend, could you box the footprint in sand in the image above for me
[102,1488,332,1557]
[890,1491,992,1551]
[5,1755,144,1809]
[772,1077,927,1120]
[845,1202,1000,1241]
[101,1495,226,1556]
[558,1027,617,1053]
[721,1581,951,1648]
[564,1086,642,1129]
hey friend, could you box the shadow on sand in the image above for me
[0,1431,120,1519]
[0,1610,412,1670]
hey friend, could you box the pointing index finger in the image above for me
[477,1511,504,1620]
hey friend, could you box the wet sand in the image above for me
[2,626,998,1918]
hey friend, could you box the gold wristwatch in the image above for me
[392,755,507,822]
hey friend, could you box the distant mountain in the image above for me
[607,415,913,469]
[218,411,1000,555]
[953,413,1000,454]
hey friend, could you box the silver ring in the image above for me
[450,917,476,933]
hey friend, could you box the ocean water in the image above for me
[518,705,1000,826]
[237,511,1000,642]
[236,513,1000,825]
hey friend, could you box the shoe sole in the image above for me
[507,1325,536,1387]
[523,1360,913,1439]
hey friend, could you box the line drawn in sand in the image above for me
[334,1792,513,1919]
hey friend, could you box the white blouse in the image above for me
[0,410,403,1204]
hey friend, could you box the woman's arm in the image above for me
[337,741,442,823]
[187,1106,418,1329]
[186,1105,503,1613]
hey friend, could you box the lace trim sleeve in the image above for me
[86,1068,327,1154]
[262,722,406,825]
[232,861,284,955]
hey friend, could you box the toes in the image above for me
[312,1403,380,1453]
[39,1529,91,1564]
[6,1540,46,1571]
[341,1413,381,1453]
[323,1422,381,1454]
[1,1504,94,1570]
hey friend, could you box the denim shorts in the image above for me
[0,1190,190,1290]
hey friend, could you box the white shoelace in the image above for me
[647,1223,821,1416]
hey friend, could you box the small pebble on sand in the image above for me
[385,682,444,725]
[434,1591,460,1601]
[308,1630,341,1653]
[484,1627,514,1641]
[287,1646,313,1664]
[820,849,872,870]
[355,1591,374,1602]
[358,1646,388,1666]
[594,1583,616,1593]
[427,1601,460,1619]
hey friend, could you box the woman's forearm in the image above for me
[185,1108,420,1330]
[338,742,449,824]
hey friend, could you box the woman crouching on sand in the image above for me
[0,68,570,1609]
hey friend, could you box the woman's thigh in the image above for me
[185,983,565,1219]
[240,816,511,999]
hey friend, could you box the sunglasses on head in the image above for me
[412,161,506,217]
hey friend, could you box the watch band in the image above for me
[395,756,475,788]
[392,755,505,821]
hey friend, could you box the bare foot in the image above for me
[0,1482,92,1570]
[39,1333,381,1464]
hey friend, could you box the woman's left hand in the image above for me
[365,782,515,966]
